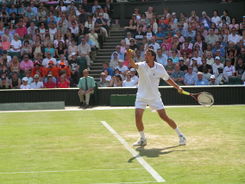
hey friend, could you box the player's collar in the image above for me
[146,61,156,69]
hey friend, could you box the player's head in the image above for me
[145,49,156,63]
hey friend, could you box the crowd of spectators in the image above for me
[0,1,244,90]
[0,0,113,89]
[99,6,245,87]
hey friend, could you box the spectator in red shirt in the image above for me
[44,60,59,78]
[58,62,71,77]
[31,61,46,78]
[44,74,57,88]
[57,74,70,88]
[15,21,27,39]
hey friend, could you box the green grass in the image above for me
[0,106,245,184]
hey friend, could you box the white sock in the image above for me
[175,127,183,137]
[139,131,145,139]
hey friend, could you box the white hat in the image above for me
[118,59,124,63]
[130,68,136,72]
[22,77,28,82]
[210,75,216,79]
[197,72,203,75]
[215,56,220,60]
[179,57,184,60]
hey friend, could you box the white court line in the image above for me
[0,105,244,113]
[0,168,142,175]
[100,121,165,183]
[94,181,158,184]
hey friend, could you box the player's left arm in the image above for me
[166,77,183,94]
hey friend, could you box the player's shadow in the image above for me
[128,145,186,163]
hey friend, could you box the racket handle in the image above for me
[181,90,191,96]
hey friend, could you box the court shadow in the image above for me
[128,145,186,163]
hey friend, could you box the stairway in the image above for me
[90,24,125,81]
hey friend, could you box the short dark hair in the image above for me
[147,49,156,61]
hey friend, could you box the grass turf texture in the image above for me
[0,106,244,184]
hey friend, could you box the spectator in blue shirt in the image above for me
[102,62,114,76]
[7,4,17,15]
[155,27,164,45]
[184,67,197,85]
[156,48,168,66]
[182,27,196,42]
[212,41,226,57]
[195,72,209,85]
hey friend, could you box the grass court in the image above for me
[0,106,245,184]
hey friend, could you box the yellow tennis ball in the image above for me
[128,49,134,53]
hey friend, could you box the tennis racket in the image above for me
[181,90,214,107]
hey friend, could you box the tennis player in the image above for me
[127,49,186,146]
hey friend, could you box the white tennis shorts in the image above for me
[135,97,164,110]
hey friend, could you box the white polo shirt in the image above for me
[136,61,169,100]
[30,81,44,89]
[10,39,22,52]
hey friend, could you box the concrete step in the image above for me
[102,45,117,49]
[89,27,124,80]
[106,36,125,40]
[111,27,124,30]
[111,24,123,29]
[90,66,103,70]
[94,60,109,64]
[97,51,113,56]
[109,32,125,36]
[95,55,111,59]
[90,74,101,78]
[92,62,104,66]
[99,48,115,51]
[105,40,121,43]
[90,73,101,77]
[103,42,119,45]
[89,69,102,73]
[94,57,109,60]
[110,30,125,33]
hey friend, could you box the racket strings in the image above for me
[197,93,214,106]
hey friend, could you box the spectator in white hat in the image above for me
[195,72,208,85]
[30,74,44,89]
[212,56,224,76]
[209,75,217,85]
[20,77,31,89]
[130,68,139,86]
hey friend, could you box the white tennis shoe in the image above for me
[179,135,186,146]
[133,138,147,147]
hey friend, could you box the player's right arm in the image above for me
[127,49,139,69]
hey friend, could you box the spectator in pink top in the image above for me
[1,35,10,51]
[20,54,33,72]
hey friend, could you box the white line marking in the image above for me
[0,105,243,113]
[100,121,165,183]
[0,168,142,175]
[94,181,157,184]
